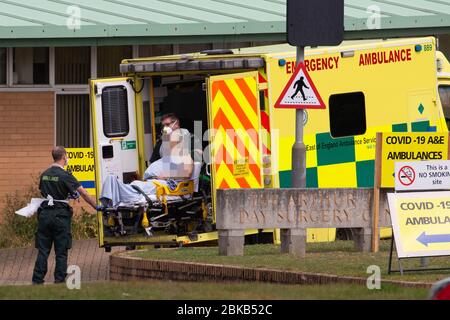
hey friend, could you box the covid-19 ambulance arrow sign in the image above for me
[388,191,450,258]
[417,232,450,247]
[275,62,326,109]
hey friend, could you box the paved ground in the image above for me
[0,239,118,286]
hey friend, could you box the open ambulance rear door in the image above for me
[89,77,140,247]
[206,71,264,223]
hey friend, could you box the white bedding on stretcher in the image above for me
[100,162,202,208]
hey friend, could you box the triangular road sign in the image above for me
[275,63,326,109]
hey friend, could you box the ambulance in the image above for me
[89,36,450,251]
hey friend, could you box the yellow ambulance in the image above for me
[89,36,450,251]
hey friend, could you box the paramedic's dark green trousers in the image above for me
[32,207,72,284]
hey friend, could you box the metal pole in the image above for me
[292,46,306,188]
[420,257,429,268]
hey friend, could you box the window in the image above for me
[97,46,132,77]
[0,48,6,85]
[139,45,172,58]
[143,101,152,134]
[13,47,49,84]
[56,95,90,148]
[102,86,129,137]
[259,91,266,111]
[439,86,450,128]
[55,47,91,84]
[329,92,366,138]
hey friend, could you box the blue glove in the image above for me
[167,179,178,191]
[96,205,104,211]
[68,191,80,200]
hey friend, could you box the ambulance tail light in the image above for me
[341,51,354,58]
[263,155,273,187]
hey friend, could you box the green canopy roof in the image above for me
[0,0,449,47]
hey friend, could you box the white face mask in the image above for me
[162,126,173,135]
[162,120,177,135]
[64,156,69,167]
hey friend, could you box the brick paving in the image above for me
[0,239,118,286]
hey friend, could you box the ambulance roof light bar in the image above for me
[120,58,264,74]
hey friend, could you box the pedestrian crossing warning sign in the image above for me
[274,62,326,109]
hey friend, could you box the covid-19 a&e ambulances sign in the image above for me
[388,191,450,258]
[380,133,449,188]
[65,148,96,196]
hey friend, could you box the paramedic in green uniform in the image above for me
[32,146,99,285]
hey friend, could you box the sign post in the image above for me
[292,48,306,188]
[286,0,344,187]
[372,133,383,252]
[274,48,327,258]
[276,0,344,258]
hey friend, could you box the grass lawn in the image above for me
[0,281,428,300]
[132,240,450,283]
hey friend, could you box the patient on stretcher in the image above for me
[100,155,195,207]
[100,112,203,207]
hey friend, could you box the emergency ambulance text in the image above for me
[359,49,412,66]
[286,56,340,74]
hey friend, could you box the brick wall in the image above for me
[0,92,55,216]
[0,91,95,222]
[109,253,432,288]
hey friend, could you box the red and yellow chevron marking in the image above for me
[261,110,271,155]
[258,71,271,156]
[258,72,268,98]
[210,73,263,189]
[258,70,274,188]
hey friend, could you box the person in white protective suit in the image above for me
[100,113,195,206]
[145,113,194,180]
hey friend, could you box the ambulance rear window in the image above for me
[439,86,450,128]
[329,92,366,138]
[101,85,130,138]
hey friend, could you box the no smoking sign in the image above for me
[394,161,450,191]
[398,166,415,186]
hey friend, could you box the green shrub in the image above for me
[72,207,98,240]
[0,175,97,249]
